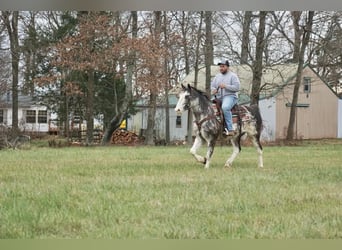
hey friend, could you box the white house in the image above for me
[126,95,188,141]
[0,92,51,133]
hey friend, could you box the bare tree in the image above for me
[188,11,204,145]
[204,11,214,95]
[291,11,303,63]
[144,11,162,145]
[0,22,11,94]
[1,11,19,135]
[101,11,138,144]
[286,11,315,140]
[241,11,252,64]
[312,12,342,95]
[163,12,171,144]
[250,11,267,105]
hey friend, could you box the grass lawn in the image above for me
[0,141,341,239]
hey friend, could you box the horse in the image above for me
[174,84,263,169]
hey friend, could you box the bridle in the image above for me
[183,94,191,111]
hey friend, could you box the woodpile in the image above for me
[111,129,141,145]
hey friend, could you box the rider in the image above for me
[210,60,240,136]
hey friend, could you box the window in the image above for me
[38,110,47,123]
[26,110,36,123]
[303,77,311,93]
[176,112,182,128]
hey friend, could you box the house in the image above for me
[126,96,188,142]
[123,63,342,142]
[0,92,52,134]
[177,63,342,141]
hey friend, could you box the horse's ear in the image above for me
[187,84,193,92]
[181,84,186,90]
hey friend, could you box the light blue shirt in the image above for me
[210,71,240,98]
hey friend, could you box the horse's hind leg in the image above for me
[190,136,206,165]
[224,137,240,168]
[252,136,263,168]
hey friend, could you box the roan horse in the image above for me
[175,84,263,169]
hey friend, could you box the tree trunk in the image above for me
[241,11,252,64]
[163,12,170,144]
[145,11,162,146]
[250,11,267,105]
[145,92,157,145]
[187,11,204,145]
[101,11,137,145]
[291,11,302,63]
[287,11,314,140]
[204,11,213,95]
[86,69,94,144]
[23,11,37,95]
[3,11,20,135]
[181,11,190,76]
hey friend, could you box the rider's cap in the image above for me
[217,60,230,66]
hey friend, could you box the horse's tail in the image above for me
[249,104,263,135]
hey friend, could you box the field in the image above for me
[0,140,341,239]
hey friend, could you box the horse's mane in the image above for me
[189,86,212,111]
[191,86,210,101]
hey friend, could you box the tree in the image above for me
[286,11,315,140]
[35,11,137,144]
[1,11,19,135]
[0,22,11,94]
[142,11,163,145]
[250,11,267,105]
[101,11,137,144]
[204,11,214,95]
[240,11,252,64]
[312,12,342,95]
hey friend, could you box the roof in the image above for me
[135,94,179,107]
[0,92,39,109]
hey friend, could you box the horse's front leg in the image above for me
[204,140,215,169]
[224,137,240,168]
[190,136,206,164]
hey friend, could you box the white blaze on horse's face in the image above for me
[175,91,190,113]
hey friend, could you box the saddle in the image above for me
[212,99,249,126]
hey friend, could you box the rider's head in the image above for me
[217,60,229,74]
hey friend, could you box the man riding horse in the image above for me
[210,60,240,136]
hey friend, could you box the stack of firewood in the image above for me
[111,129,141,145]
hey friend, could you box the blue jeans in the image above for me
[221,95,238,131]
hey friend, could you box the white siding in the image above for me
[338,99,342,138]
[20,106,49,132]
[259,97,276,141]
[169,109,188,141]
[127,108,189,141]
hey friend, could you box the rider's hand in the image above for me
[211,89,218,95]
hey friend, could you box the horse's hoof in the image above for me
[224,164,232,169]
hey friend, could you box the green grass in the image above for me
[0,142,341,239]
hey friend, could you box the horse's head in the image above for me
[174,84,192,113]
